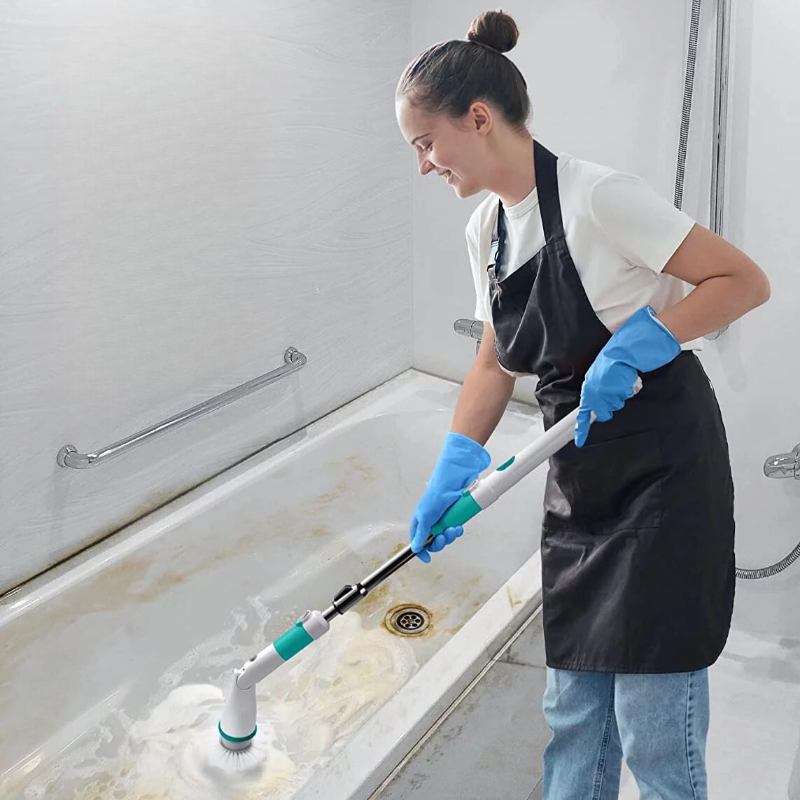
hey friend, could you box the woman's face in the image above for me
[396,97,491,199]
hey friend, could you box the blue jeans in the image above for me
[542,668,709,800]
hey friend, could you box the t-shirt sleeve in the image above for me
[466,225,491,322]
[589,171,696,273]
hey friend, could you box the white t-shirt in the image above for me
[466,150,701,352]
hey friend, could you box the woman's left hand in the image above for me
[574,306,681,447]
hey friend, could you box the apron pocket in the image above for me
[543,428,664,536]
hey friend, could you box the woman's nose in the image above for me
[418,155,434,176]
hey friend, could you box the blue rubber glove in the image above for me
[410,432,491,563]
[575,305,681,448]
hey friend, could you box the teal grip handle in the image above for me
[272,621,314,661]
[429,491,482,537]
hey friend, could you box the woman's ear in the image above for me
[468,101,494,136]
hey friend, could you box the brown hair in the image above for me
[397,10,530,131]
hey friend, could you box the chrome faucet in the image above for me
[454,318,484,355]
[764,444,800,480]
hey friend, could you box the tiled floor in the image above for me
[373,613,550,800]
[374,617,800,800]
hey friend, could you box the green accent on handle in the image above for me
[218,721,257,742]
[273,622,314,661]
[429,491,482,536]
[497,455,515,471]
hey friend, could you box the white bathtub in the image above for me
[0,370,546,800]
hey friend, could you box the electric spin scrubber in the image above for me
[218,380,641,752]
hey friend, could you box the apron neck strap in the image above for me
[489,140,565,269]
[533,140,565,243]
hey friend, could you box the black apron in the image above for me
[488,140,735,673]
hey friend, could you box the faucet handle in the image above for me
[764,444,800,479]
[454,318,484,341]
[454,318,485,356]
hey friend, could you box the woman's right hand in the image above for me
[409,432,490,563]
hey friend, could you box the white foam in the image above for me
[18,612,417,800]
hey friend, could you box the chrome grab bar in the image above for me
[764,444,800,480]
[57,347,307,469]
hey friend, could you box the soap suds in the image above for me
[13,613,416,800]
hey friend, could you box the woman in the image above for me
[396,9,770,800]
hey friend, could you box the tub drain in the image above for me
[385,604,431,636]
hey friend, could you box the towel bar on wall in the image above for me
[56,347,307,469]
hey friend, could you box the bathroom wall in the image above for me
[410,0,800,639]
[0,1,412,594]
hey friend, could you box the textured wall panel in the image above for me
[0,0,412,593]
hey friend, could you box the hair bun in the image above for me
[466,9,520,54]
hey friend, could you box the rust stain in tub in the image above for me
[309,456,377,508]
[0,523,272,676]
[307,524,331,539]
[357,581,392,618]
[1,459,377,675]
[0,460,374,687]
[506,585,524,609]
[385,541,407,558]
